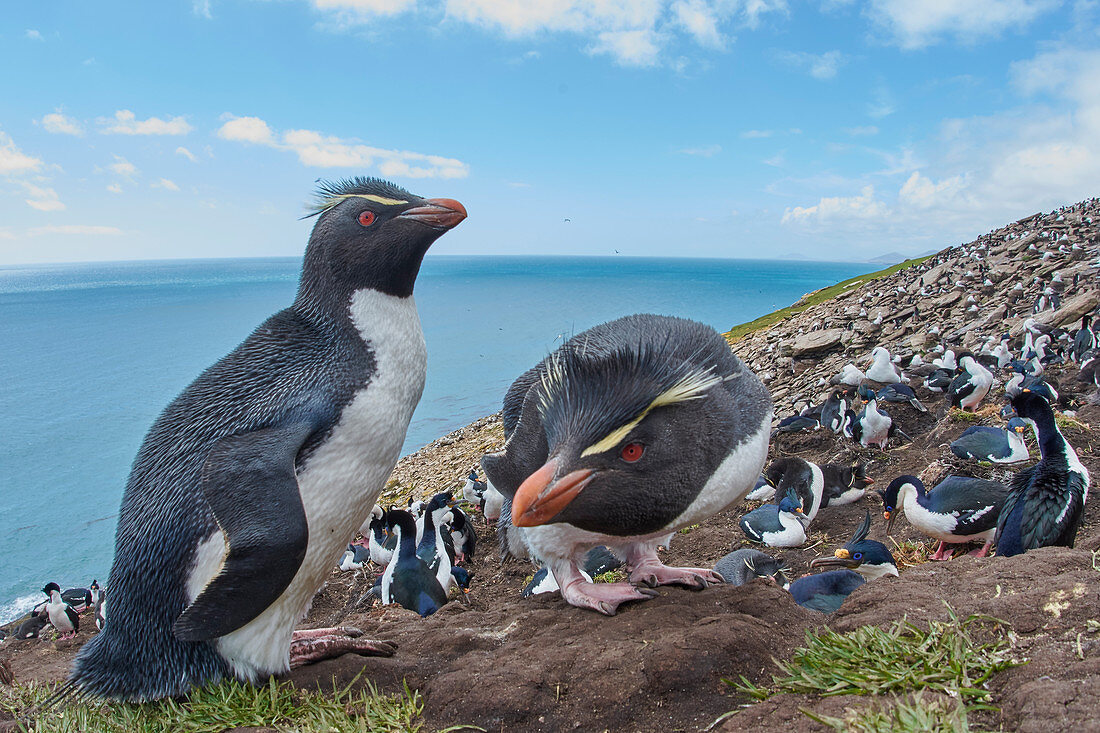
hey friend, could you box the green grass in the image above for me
[0,674,472,733]
[802,693,973,733]
[721,611,1023,730]
[723,255,935,344]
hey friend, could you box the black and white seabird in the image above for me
[947,354,994,411]
[739,492,810,548]
[879,475,1009,559]
[482,314,772,615]
[69,178,464,701]
[792,513,898,613]
[996,390,1090,556]
[866,347,903,384]
[851,399,902,449]
[380,509,449,617]
[819,389,851,434]
[875,383,927,413]
[950,419,1030,463]
[43,583,79,639]
[522,546,621,598]
[819,461,874,507]
[764,457,824,521]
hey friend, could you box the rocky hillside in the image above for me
[3,198,1100,732]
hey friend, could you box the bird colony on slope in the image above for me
[2,191,1099,706]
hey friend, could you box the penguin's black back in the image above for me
[72,306,373,700]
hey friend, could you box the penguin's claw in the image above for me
[559,579,658,616]
[628,562,722,590]
[288,636,397,668]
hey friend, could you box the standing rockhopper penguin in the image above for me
[68,178,465,701]
[484,314,772,615]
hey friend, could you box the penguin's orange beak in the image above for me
[397,198,467,229]
[511,458,595,527]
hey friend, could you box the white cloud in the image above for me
[589,29,663,67]
[27,225,123,237]
[314,0,416,15]
[39,111,83,136]
[193,0,213,18]
[867,86,895,118]
[779,45,1100,255]
[0,132,42,174]
[217,116,275,145]
[782,185,889,222]
[152,177,180,191]
[109,156,138,178]
[673,0,725,48]
[22,182,65,211]
[776,49,845,79]
[679,144,722,156]
[764,151,785,166]
[897,171,966,208]
[0,229,14,240]
[25,29,43,41]
[107,183,123,194]
[867,0,1059,49]
[844,125,879,136]
[216,115,469,178]
[176,146,198,162]
[100,109,193,136]
[306,0,787,67]
[741,129,774,138]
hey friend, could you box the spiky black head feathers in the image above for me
[535,325,727,456]
[305,177,415,218]
[848,511,872,545]
[43,582,61,595]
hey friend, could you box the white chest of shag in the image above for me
[207,289,427,679]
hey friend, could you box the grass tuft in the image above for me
[0,673,449,733]
[723,609,1023,729]
[802,692,973,733]
[730,611,1021,703]
[1055,413,1089,433]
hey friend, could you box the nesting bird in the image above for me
[950,419,1030,463]
[482,314,772,615]
[791,513,898,613]
[947,354,994,411]
[738,492,810,548]
[996,390,1089,556]
[879,475,1010,559]
[69,178,465,701]
[713,549,790,588]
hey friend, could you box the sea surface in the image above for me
[0,255,869,622]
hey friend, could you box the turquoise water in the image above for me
[0,255,869,620]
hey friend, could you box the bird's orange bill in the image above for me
[809,548,858,569]
[397,198,467,229]
[511,460,594,527]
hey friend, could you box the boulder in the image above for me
[789,329,844,357]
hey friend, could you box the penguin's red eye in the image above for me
[620,442,645,462]
[358,211,376,226]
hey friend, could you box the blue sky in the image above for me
[2,0,1099,265]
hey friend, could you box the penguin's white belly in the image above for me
[192,290,426,680]
[522,412,772,563]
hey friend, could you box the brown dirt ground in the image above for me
[3,365,1099,732]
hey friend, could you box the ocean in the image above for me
[0,255,869,622]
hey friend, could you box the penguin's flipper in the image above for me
[173,422,314,642]
[482,385,548,499]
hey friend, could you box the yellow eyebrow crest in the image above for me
[578,369,723,457]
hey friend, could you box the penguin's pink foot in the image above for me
[929,541,955,561]
[627,559,723,589]
[558,577,658,616]
[625,544,723,589]
[291,626,363,641]
[288,635,397,668]
[967,541,993,558]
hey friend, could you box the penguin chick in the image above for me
[483,314,772,616]
[69,178,463,701]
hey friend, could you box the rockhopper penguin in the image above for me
[68,178,465,701]
[482,314,772,615]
